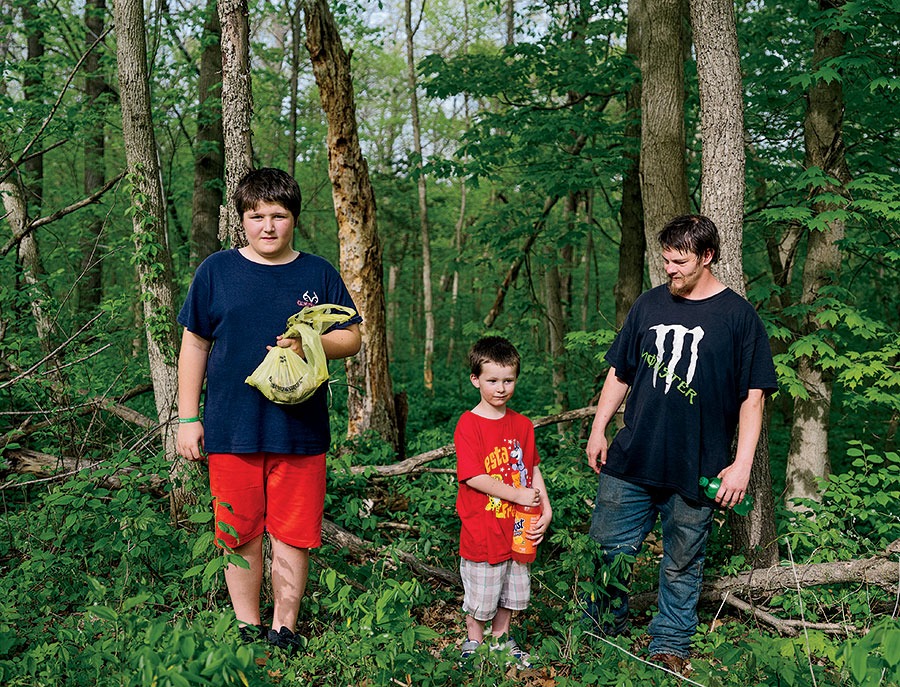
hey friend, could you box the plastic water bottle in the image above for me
[511,504,542,563]
[699,476,754,516]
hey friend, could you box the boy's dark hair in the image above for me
[468,336,520,377]
[233,168,302,220]
[657,214,720,264]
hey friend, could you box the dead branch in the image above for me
[1,447,164,491]
[0,312,104,391]
[626,540,900,635]
[719,593,856,637]
[321,518,461,588]
[348,405,597,476]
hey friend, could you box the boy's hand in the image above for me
[270,335,305,360]
[514,487,541,507]
[526,509,552,545]
[177,422,206,462]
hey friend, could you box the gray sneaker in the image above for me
[490,638,531,669]
[460,639,481,660]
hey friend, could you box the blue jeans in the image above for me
[589,472,713,658]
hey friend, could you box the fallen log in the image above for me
[348,405,598,476]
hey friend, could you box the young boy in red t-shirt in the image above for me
[454,337,553,668]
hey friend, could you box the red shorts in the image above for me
[207,452,326,550]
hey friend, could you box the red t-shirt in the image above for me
[454,409,541,563]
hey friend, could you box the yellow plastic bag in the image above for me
[245,304,357,405]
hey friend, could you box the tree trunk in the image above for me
[303,0,399,451]
[189,0,224,267]
[217,0,253,247]
[112,0,182,509]
[285,0,302,179]
[690,0,778,566]
[617,0,646,328]
[545,195,572,417]
[404,0,435,392]
[785,0,851,508]
[79,0,107,313]
[10,16,54,355]
[640,0,690,286]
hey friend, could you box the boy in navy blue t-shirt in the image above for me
[176,168,361,652]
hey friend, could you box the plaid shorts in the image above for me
[460,557,531,621]
[208,452,326,550]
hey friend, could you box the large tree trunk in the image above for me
[303,0,399,451]
[640,0,690,285]
[616,0,646,328]
[217,0,253,247]
[785,0,851,508]
[189,0,224,267]
[112,0,182,509]
[404,0,435,392]
[690,0,778,566]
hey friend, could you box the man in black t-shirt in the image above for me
[584,215,777,675]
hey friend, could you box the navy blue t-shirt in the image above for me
[604,285,778,503]
[177,249,362,455]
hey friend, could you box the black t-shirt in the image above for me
[604,285,778,502]
[178,249,361,454]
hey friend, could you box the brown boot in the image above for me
[649,653,692,677]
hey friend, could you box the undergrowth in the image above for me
[0,437,897,686]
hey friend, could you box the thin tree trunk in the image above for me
[640,0,690,285]
[785,0,851,508]
[217,0,253,247]
[189,0,224,267]
[617,0,646,327]
[404,0,435,391]
[112,0,182,510]
[545,194,572,418]
[285,0,302,179]
[16,14,54,353]
[303,0,399,451]
[79,0,107,313]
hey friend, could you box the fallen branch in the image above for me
[348,405,597,476]
[719,593,856,637]
[1,447,164,491]
[321,518,461,588]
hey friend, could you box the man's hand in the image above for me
[586,429,608,474]
[716,462,752,509]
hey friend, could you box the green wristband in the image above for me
[178,416,201,424]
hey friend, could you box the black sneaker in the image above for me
[238,624,265,644]
[267,626,303,654]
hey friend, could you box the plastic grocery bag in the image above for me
[245,304,357,405]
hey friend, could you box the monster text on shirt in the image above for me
[640,323,706,405]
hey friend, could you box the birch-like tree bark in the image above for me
[303,0,399,450]
[691,0,778,566]
[640,0,689,286]
[217,0,253,247]
[189,0,224,267]
[785,0,851,507]
[112,0,182,504]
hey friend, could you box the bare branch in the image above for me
[0,171,126,257]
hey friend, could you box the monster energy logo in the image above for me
[640,324,705,404]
